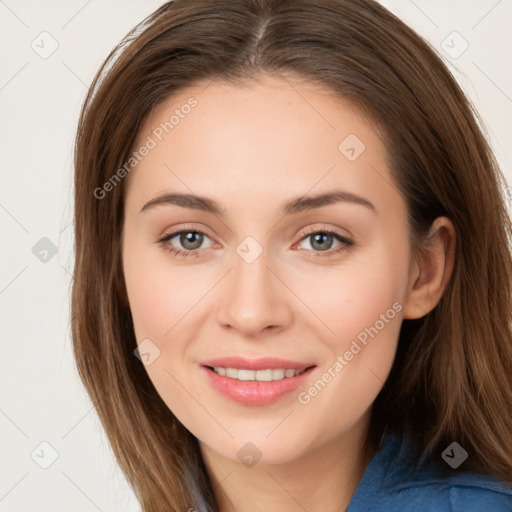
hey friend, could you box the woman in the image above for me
[71,0,512,510]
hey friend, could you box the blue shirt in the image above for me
[346,432,512,511]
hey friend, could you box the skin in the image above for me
[121,73,455,511]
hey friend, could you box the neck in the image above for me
[200,413,375,512]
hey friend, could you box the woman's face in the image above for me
[122,74,413,465]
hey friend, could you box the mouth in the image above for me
[200,357,317,405]
[206,366,311,381]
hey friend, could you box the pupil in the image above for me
[182,232,202,249]
[312,233,332,251]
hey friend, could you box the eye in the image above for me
[295,228,354,258]
[157,226,354,259]
[157,227,215,258]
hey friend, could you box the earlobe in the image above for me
[402,217,456,320]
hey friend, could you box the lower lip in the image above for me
[201,366,316,405]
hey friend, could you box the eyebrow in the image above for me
[140,189,376,216]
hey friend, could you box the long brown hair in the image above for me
[71,0,512,510]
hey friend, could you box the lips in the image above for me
[200,356,317,405]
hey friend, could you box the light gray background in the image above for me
[0,1,511,511]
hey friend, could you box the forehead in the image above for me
[141,73,374,147]
[126,73,398,216]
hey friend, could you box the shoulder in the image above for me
[380,469,512,511]
[347,433,512,511]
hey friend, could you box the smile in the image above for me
[201,362,316,405]
[209,367,308,381]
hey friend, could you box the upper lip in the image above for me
[201,356,316,371]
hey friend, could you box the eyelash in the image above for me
[156,224,354,259]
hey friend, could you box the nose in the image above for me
[216,248,293,337]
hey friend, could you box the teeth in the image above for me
[212,367,306,381]
[272,369,285,380]
[225,368,238,378]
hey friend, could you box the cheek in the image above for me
[292,245,407,353]
[122,245,199,407]
[123,255,171,341]
[290,240,406,410]
[300,272,401,392]
[123,239,208,341]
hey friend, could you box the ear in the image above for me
[402,216,456,319]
